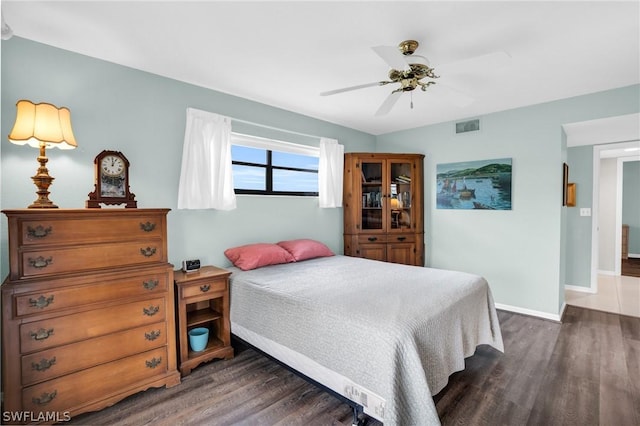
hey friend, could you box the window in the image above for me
[231,133,319,196]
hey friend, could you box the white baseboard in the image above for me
[565,284,596,294]
[494,302,563,322]
[598,269,616,276]
[628,253,640,258]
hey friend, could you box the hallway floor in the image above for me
[565,274,640,318]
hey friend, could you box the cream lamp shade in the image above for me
[7,100,78,208]
[8,100,77,149]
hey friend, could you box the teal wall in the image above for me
[0,37,375,279]
[566,145,594,286]
[623,160,640,254]
[2,37,639,318]
[377,86,640,316]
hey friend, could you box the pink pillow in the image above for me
[224,243,295,271]
[277,239,334,261]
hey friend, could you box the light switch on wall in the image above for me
[580,208,591,217]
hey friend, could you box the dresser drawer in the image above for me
[22,347,168,413]
[22,322,167,386]
[19,239,166,278]
[15,269,169,317]
[18,214,166,247]
[180,278,227,299]
[20,297,167,353]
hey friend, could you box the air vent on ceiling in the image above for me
[455,118,480,134]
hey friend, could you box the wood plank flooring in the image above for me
[69,306,639,425]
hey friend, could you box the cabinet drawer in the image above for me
[20,297,167,353]
[15,271,169,317]
[18,215,165,247]
[22,347,167,413]
[181,279,227,299]
[19,240,166,278]
[22,322,167,386]
[357,234,416,244]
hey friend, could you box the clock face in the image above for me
[101,155,125,177]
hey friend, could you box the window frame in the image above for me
[231,132,320,197]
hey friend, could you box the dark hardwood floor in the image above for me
[69,306,639,425]
[622,257,640,278]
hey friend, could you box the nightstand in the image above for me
[174,266,233,376]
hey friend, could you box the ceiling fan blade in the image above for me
[320,82,384,96]
[375,91,403,116]
[372,45,410,71]
[431,83,475,107]
[436,51,511,74]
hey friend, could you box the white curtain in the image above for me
[318,137,344,208]
[177,108,237,210]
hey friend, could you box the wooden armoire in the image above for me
[343,153,425,266]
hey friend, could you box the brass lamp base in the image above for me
[28,145,58,209]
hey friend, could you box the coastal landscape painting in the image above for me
[436,158,512,210]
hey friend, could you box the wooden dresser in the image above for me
[1,209,180,423]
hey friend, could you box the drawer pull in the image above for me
[140,247,157,257]
[28,256,53,269]
[32,390,57,406]
[146,357,162,369]
[143,305,160,316]
[143,279,159,290]
[397,236,407,241]
[145,330,161,341]
[32,357,57,372]
[30,328,54,341]
[140,221,157,232]
[367,237,378,242]
[200,284,211,292]
[27,225,52,239]
[29,295,55,309]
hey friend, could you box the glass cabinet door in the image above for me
[389,160,413,230]
[360,160,384,230]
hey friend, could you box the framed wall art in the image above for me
[436,158,512,210]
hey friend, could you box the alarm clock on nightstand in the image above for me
[182,259,201,273]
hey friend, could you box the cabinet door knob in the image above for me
[397,236,406,241]
[367,237,378,242]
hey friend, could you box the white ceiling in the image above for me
[2,1,639,135]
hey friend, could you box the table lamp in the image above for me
[7,100,78,208]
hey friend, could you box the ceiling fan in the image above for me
[320,39,509,116]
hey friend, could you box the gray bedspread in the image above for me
[229,255,503,425]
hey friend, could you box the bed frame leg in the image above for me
[351,405,363,426]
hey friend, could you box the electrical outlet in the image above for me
[580,208,591,217]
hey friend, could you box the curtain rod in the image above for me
[229,116,324,141]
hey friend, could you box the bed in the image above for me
[228,252,503,425]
